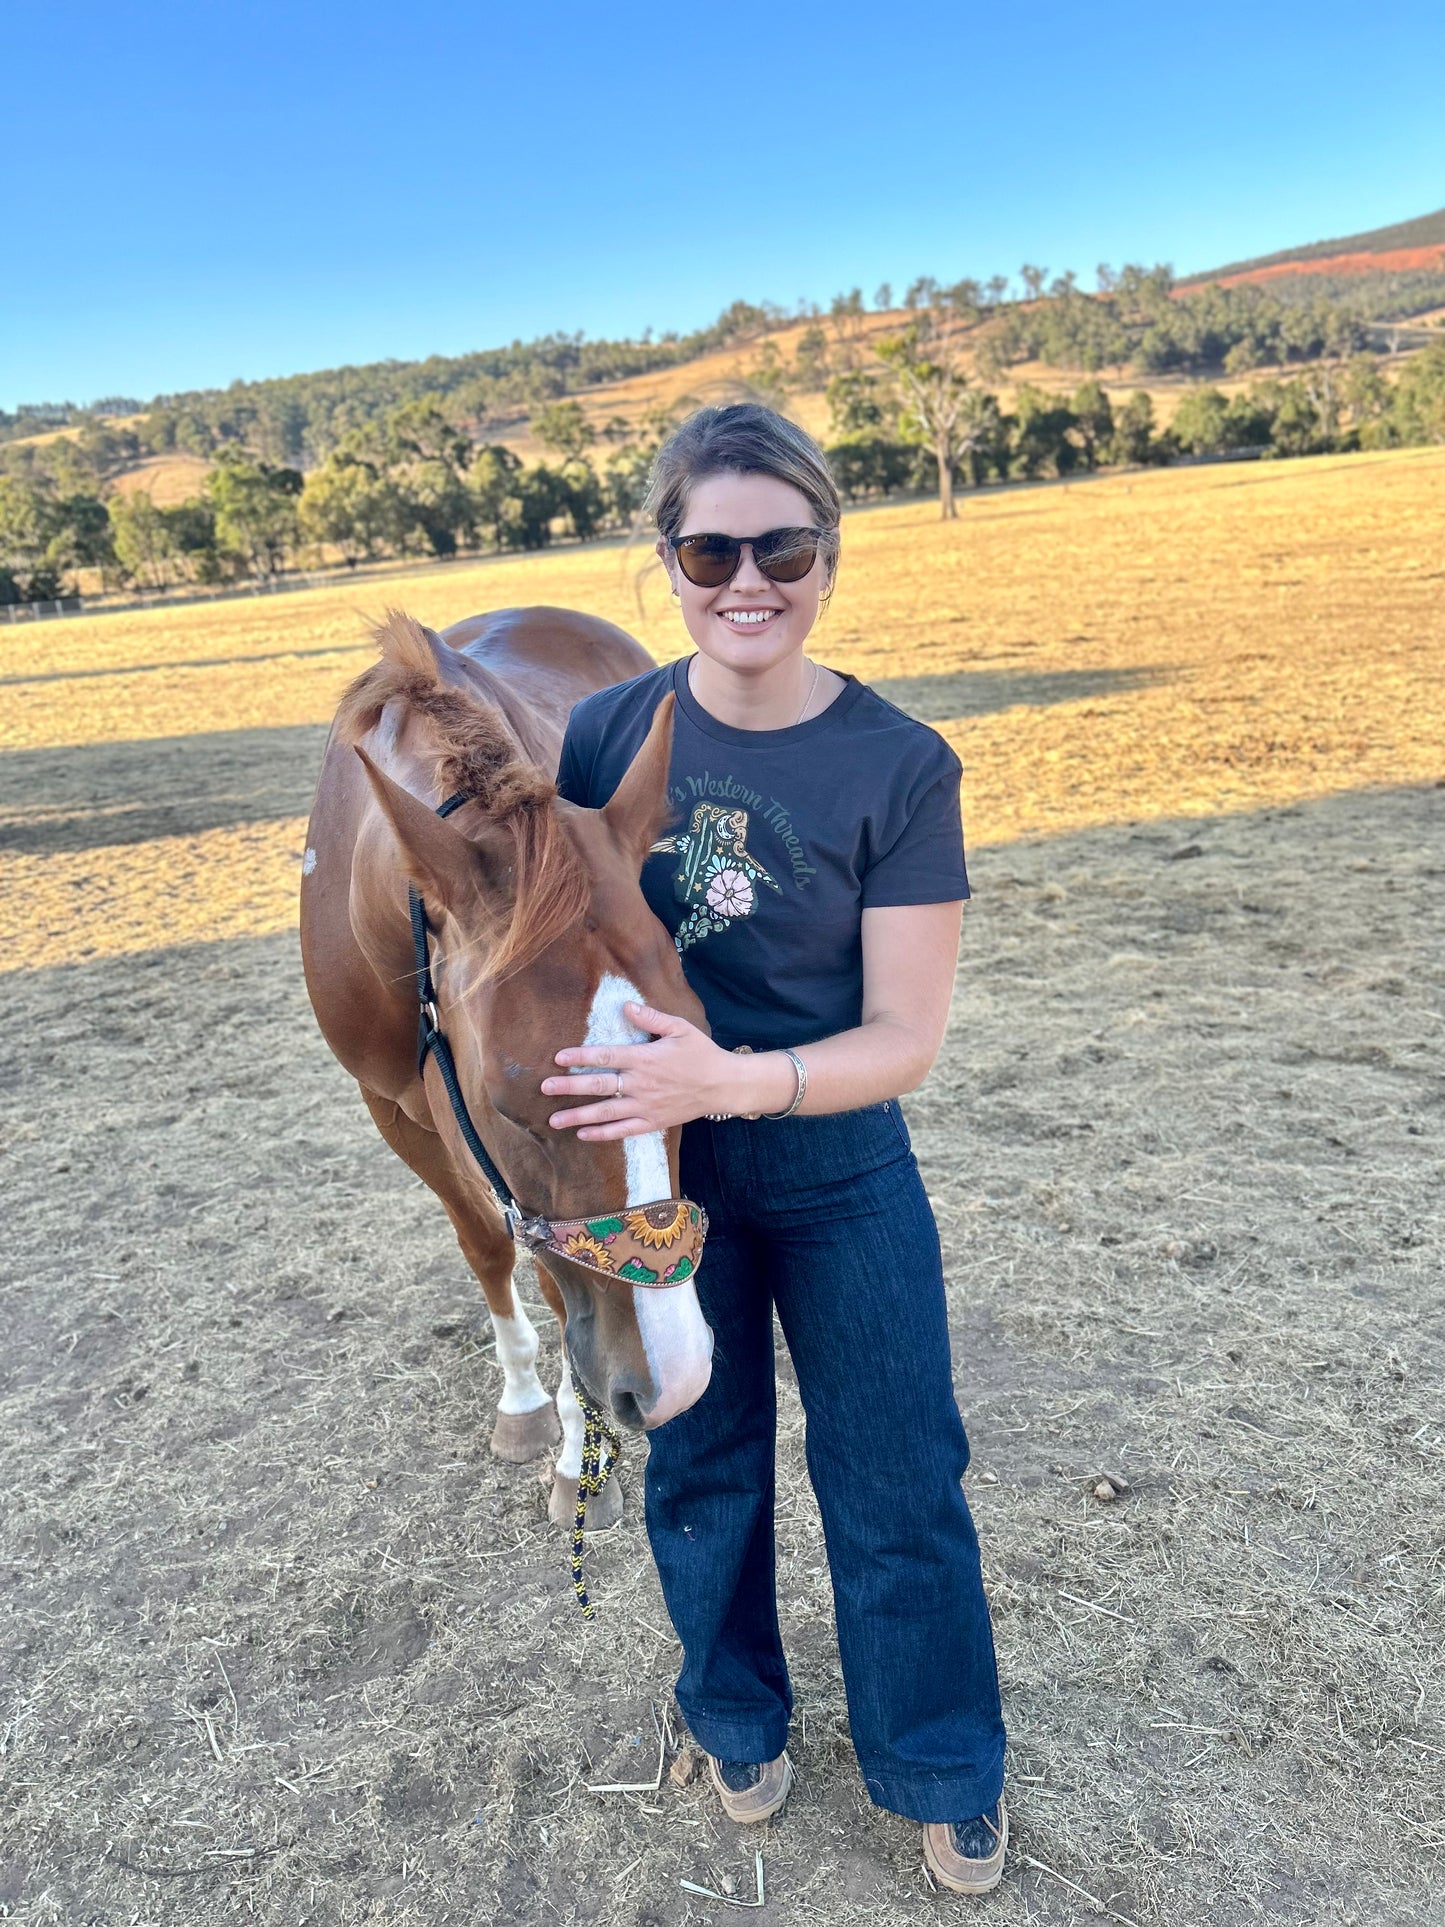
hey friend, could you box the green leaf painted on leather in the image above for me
[586,1215,625,1239]
[617,1257,660,1284]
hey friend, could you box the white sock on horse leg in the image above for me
[555,1356,584,1480]
[489,1280,551,1415]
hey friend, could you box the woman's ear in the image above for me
[656,537,679,597]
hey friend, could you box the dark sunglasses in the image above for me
[669,526,824,588]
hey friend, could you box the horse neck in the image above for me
[445,652,566,778]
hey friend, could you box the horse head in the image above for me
[344,619,712,1435]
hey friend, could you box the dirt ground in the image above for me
[2,451,1443,1925]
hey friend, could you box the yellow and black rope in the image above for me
[570,1387,622,1618]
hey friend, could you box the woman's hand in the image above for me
[542,1002,738,1141]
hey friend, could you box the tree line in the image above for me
[4,340,1442,600]
[7,255,1443,471]
[0,300,792,466]
[0,395,677,600]
[4,266,1445,597]
[819,339,1445,516]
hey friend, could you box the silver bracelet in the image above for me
[762,1049,808,1120]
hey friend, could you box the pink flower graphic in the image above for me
[705,867,755,918]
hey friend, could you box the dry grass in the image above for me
[1,448,1443,1924]
[105,453,215,507]
[2,446,1440,972]
[496,317,848,458]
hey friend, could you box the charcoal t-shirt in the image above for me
[556,656,969,1051]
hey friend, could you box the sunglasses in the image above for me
[669,526,824,589]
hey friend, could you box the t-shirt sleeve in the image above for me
[554,706,594,807]
[860,745,970,907]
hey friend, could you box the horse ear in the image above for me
[413,618,475,692]
[601,693,675,870]
[354,748,504,909]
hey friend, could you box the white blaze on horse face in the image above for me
[490,1278,551,1415]
[579,971,714,1427]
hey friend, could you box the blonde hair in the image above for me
[645,404,841,594]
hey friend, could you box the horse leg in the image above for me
[360,1088,560,1462]
[535,1259,622,1530]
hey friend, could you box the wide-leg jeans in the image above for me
[644,1100,1007,1824]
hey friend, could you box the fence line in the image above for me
[1,596,85,623]
[0,532,635,626]
[0,574,341,624]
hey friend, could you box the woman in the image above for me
[541,404,1008,1896]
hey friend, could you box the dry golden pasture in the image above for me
[2,449,1443,1926]
[4,447,1440,975]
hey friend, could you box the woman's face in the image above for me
[659,470,826,676]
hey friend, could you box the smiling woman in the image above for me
[545,404,1009,1893]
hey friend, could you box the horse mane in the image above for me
[336,610,589,983]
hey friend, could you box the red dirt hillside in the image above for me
[1179,205,1445,288]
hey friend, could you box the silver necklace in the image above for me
[794,658,820,726]
[688,655,821,726]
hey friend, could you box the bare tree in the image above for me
[829,288,868,369]
[876,319,976,520]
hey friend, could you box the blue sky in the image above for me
[4,0,1443,410]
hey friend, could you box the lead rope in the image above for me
[570,1384,623,1618]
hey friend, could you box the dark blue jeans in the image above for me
[644,1100,1007,1825]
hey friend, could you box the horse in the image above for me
[299,605,714,1529]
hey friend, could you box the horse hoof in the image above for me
[548,1469,624,1531]
[490,1402,561,1463]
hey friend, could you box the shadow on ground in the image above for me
[2,666,1176,859]
[0,724,330,855]
[869,664,1172,721]
[0,643,370,691]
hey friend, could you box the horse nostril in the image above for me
[610,1388,646,1431]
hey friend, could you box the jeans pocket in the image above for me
[879,1099,913,1153]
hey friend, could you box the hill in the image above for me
[1181,206,1445,289]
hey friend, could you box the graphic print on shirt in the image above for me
[650,802,782,952]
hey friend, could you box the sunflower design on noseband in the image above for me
[651,803,782,952]
[625,1201,692,1250]
[542,1202,708,1289]
[561,1228,614,1269]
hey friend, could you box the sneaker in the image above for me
[705,1750,794,1823]
[921,1798,1008,1894]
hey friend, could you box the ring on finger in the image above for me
[614,1071,624,1100]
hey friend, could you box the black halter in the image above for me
[408,791,542,1243]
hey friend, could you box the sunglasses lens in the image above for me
[674,535,740,587]
[754,530,820,583]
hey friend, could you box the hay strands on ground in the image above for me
[585,1703,666,1794]
[681,1850,766,1909]
[1021,1852,1138,1926]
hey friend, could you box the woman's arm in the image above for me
[542,899,963,1141]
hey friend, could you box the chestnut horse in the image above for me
[300,607,713,1526]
